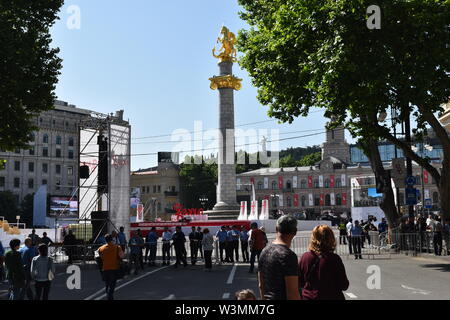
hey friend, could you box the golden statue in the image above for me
[212,26,237,63]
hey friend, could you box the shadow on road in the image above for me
[420,264,450,272]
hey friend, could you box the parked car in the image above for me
[319,213,340,226]
[294,212,307,220]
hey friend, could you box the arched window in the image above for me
[325,194,331,206]
[314,179,319,188]
[336,194,342,206]
[324,179,330,188]
[272,181,277,190]
[43,134,49,144]
[68,137,74,147]
[272,197,278,208]
[335,179,342,188]
[286,180,292,190]
[287,196,292,207]
[433,192,439,204]
[56,136,62,145]
[301,196,306,207]
[301,180,307,189]
[314,195,320,206]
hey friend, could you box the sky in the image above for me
[50,0,355,171]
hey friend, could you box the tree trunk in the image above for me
[360,138,400,228]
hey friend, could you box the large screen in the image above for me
[368,188,383,198]
[49,196,78,217]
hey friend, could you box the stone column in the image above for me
[213,61,239,211]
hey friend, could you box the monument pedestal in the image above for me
[204,209,240,221]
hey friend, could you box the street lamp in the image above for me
[199,195,208,210]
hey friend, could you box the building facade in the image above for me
[0,100,92,204]
[237,123,441,218]
[130,154,181,221]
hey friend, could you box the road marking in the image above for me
[85,265,170,300]
[226,264,237,285]
[401,284,431,295]
[345,293,358,299]
[222,292,230,299]
[162,294,175,300]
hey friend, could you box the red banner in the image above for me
[278,176,283,189]
[342,193,347,205]
[308,176,313,188]
[250,177,255,185]
[320,194,324,206]
[330,175,335,188]
[424,170,429,184]
[264,195,270,200]
[293,194,299,207]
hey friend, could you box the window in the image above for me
[335,179,342,188]
[324,179,330,188]
[325,194,331,206]
[42,163,48,174]
[257,181,263,190]
[272,197,278,208]
[69,137,74,147]
[14,178,20,188]
[56,136,62,145]
[29,147,35,156]
[56,165,61,175]
[286,181,292,190]
[28,179,34,189]
[301,180,307,189]
[272,181,277,190]
[314,179,319,188]
[55,180,61,191]
[314,195,320,206]
[0,177,5,187]
[301,196,306,207]
[286,196,292,207]
[42,179,47,185]
[14,161,20,171]
[68,150,74,159]
[336,194,342,206]
[153,186,156,193]
[43,134,49,144]
[68,180,73,187]
[67,166,73,176]
[42,147,48,157]
[56,148,61,158]
[147,186,151,193]
[158,185,161,193]
[28,162,34,172]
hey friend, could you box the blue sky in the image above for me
[50,0,354,170]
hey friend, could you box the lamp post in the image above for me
[199,195,208,210]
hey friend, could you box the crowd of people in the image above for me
[0,229,55,300]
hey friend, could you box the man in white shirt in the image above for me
[426,215,434,229]
[346,219,353,254]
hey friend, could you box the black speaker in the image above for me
[91,211,109,240]
[79,165,90,179]
[98,136,108,193]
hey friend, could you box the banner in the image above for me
[319,175,324,188]
[236,178,241,190]
[278,176,283,189]
[293,176,298,189]
[259,200,269,220]
[320,194,324,206]
[330,175,335,188]
[424,170,429,184]
[331,193,335,206]
[342,193,347,205]
[279,194,284,207]
[248,201,259,220]
[341,174,347,187]
[264,177,269,189]
[250,177,255,185]
[308,193,314,206]
[238,201,248,220]
[424,189,430,200]
[308,176,313,188]
[293,194,299,207]
[136,204,144,222]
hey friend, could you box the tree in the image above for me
[0,191,19,222]
[297,152,322,167]
[0,0,63,152]
[279,154,297,168]
[237,0,450,221]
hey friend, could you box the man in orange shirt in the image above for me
[98,234,125,300]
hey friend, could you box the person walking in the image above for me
[215,226,228,263]
[350,221,363,259]
[117,227,127,252]
[128,230,145,275]
[63,229,77,264]
[162,227,172,265]
[189,226,199,265]
[20,238,38,300]
[346,219,353,255]
[31,244,55,300]
[249,222,266,273]
[98,234,125,300]
[240,228,250,263]
[146,227,159,266]
[202,228,214,271]
[172,226,188,268]
[298,225,349,300]
[432,217,443,256]
[4,239,25,300]
[257,215,300,300]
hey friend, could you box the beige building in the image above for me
[439,101,450,131]
[130,156,181,221]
